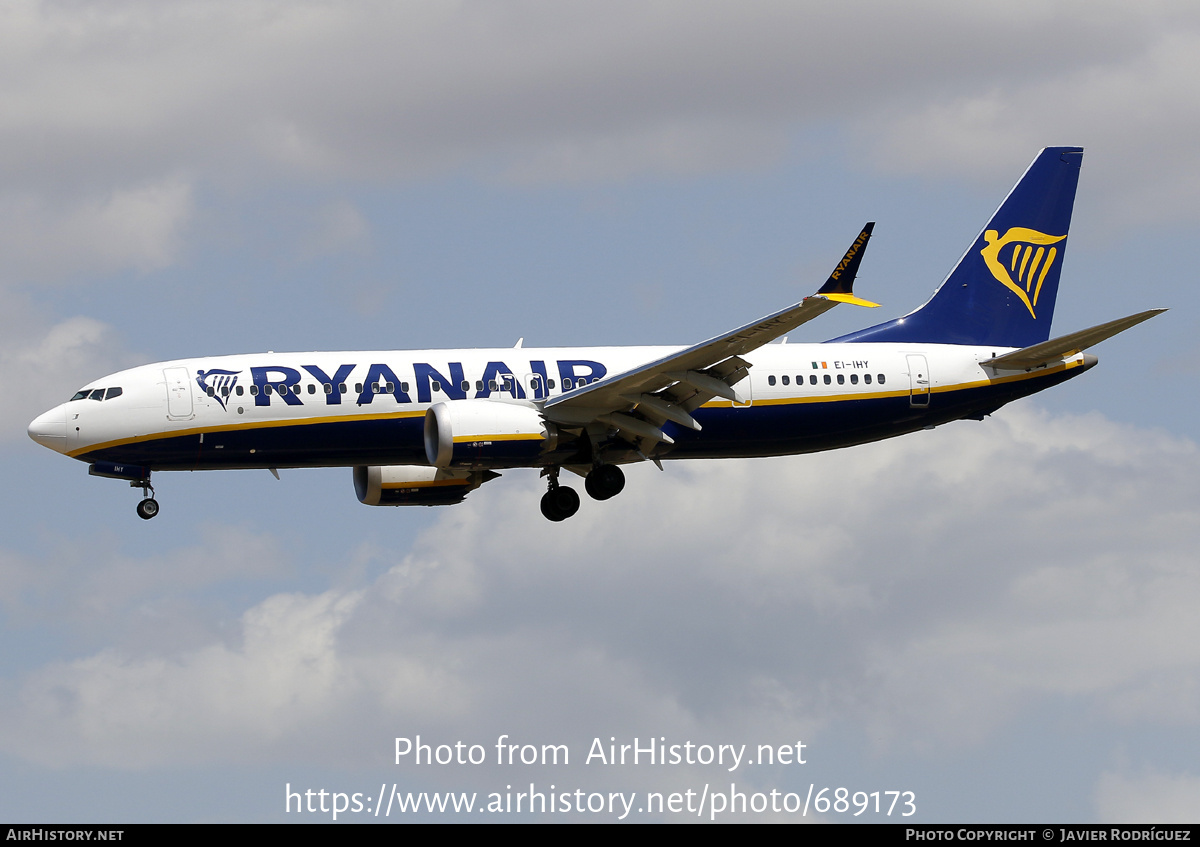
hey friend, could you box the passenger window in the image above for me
[488,380,498,391]
[823,375,831,385]
[476,380,484,391]
[307,384,316,394]
[402,382,410,392]
[221,387,229,397]
[850,374,858,385]
[429,381,439,392]
[387,382,396,393]
[837,374,845,385]
[106,387,123,400]
[782,375,789,386]
[809,375,817,385]
[878,374,886,385]
[237,386,245,396]
[339,384,347,394]
[864,374,872,385]
[324,384,332,394]
[355,383,363,393]
[562,378,573,389]
[206,386,215,397]
[547,379,556,389]
[460,381,470,392]
[264,385,273,396]
[768,375,776,386]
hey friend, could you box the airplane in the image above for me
[27,146,1164,522]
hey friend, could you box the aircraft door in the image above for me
[163,367,195,420]
[906,354,930,408]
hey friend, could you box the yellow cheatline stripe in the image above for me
[703,389,908,408]
[451,433,544,443]
[67,408,428,458]
[700,359,1080,408]
[381,479,469,489]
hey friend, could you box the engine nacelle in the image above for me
[424,400,556,469]
[353,464,498,506]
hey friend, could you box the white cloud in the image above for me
[0,0,1193,293]
[0,177,194,280]
[0,0,1193,192]
[1096,768,1200,823]
[2,403,1197,798]
[867,27,1200,223]
[0,299,135,440]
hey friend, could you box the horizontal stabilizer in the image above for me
[981,308,1166,370]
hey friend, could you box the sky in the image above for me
[1,0,1198,823]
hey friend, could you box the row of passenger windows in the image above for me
[766,373,886,387]
[69,386,123,401]
[204,376,600,398]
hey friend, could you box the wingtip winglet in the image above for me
[817,222,875,298]
[821,292,880,308]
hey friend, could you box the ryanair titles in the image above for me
[196,359,608,410]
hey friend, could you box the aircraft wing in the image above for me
[980,309,1166,370]
[543,224,879,446]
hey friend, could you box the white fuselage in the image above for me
[28,342,1089,472]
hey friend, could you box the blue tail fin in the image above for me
[832,147,1083,347]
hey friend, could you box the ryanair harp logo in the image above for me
[980,227,1066,319]
[196,368,241,411]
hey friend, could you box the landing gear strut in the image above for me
[132,477,159,520]
[540,467,580,522]
[584,464,625,501]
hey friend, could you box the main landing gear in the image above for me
[539,464,627,521]
[540,468,580,522]
[584,464,625,501]
[132,477,159,520]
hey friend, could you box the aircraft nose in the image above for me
[28,405,68,453]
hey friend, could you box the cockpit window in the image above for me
[70,386,124,401]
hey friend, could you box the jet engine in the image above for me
[353,464,498,506]
[424,400,557,469]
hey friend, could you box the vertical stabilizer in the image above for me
[832,147,1083,347]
